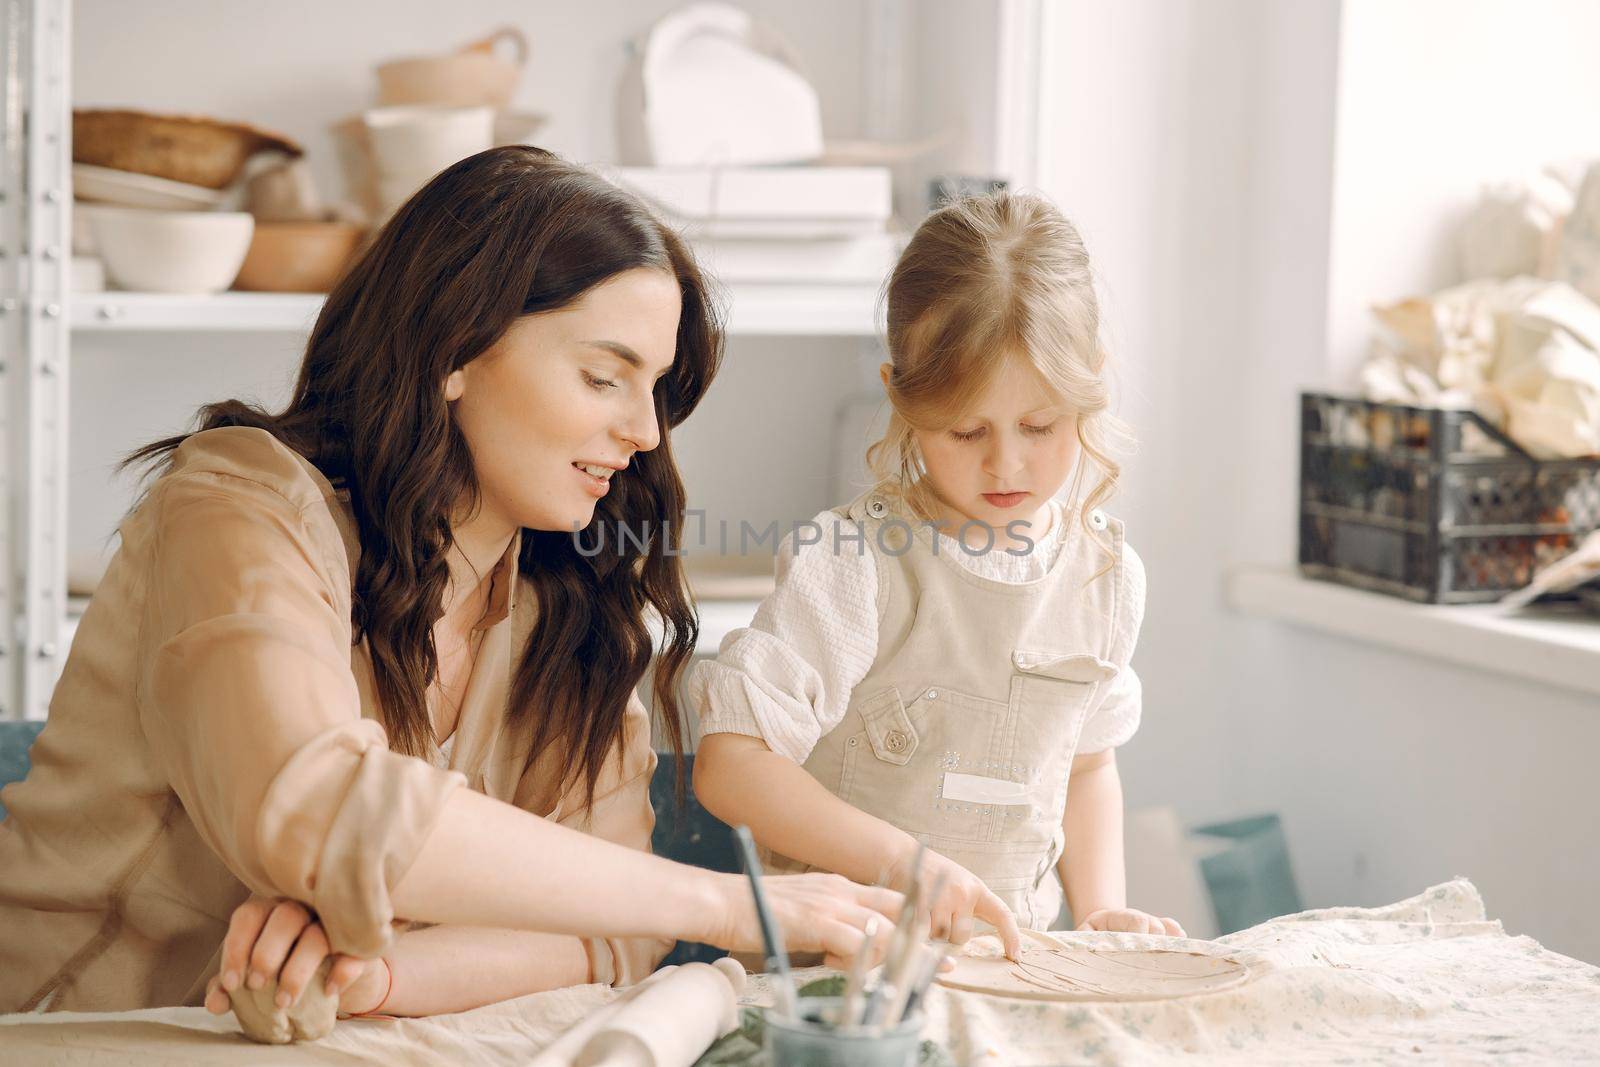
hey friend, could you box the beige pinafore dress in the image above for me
[768,485,1127,929]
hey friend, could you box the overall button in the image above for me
[926,689,939,700]
[884,730,909,752]
[1088,508,1108,531]
[867,498,887,517]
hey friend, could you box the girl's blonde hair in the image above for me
[866,190,1129,570]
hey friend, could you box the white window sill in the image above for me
[1226,566,1600,698]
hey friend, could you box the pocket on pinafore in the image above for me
[838,684,1006,843]
[1005,650,1119,834]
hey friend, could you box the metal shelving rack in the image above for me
[3,0,70,720]
[1,0,1039,720]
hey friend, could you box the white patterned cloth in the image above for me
[691,497,1143,764]
[747,879,1600,1065]
[3,880,1593,1064]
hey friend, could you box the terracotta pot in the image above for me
[233,221,367,293]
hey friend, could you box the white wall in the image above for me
[74,0,870,204]
[69,0,882,588]
[1325,0,1600,376]
[1039,0,1600,963]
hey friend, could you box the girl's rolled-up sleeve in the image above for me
[135,470,465,958]
[1077,543,1147,755]
[688,510,880,765]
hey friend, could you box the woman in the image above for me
[0,147,897,1017]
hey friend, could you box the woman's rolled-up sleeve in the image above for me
[551,690,673,986]
[136,470,465,958]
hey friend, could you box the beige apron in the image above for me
[771,485,1127,930]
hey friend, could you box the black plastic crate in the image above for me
[1298,393,1600,603]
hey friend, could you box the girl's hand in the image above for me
[203,895,388,1016]
[885,846,1023,961]
[1076,907,1185,937]
[708,872,903,970]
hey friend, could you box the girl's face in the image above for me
[448,268,681,535]
[899,354,1081,534]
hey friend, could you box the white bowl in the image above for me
[83,206,255,293]
[73,163,226,210]
[363,105,493,178]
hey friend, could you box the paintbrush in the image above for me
[862,842,929,1028]
[835,914,879,1027]
[881,868,946,1025]
[897,943,953,1023]
[731,825,797,1019]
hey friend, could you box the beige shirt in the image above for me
[0,427,669,1013]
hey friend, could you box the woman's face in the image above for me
[905,354,1081,532]
[449,267,682,534]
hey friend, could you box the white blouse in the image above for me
[691,497,1145,765]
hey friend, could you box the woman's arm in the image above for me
[204,901,591,1017]
[364,926,590,1016]
[550,694,674,986]
[390,784,901,959]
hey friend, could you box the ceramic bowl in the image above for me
[234,221,366,293]
[83,206,255,293]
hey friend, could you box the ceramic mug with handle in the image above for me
[376,26,529,110]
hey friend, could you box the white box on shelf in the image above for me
[691,233,900,284]
[598,165,892,236]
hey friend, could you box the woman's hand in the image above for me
[706,872,903,970]
[1076,907,1185,936]
[885,845,1023,960]
[203,895,388,1016]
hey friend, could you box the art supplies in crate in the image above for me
[1298,393,1600,603]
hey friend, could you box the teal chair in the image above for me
[0,721,46,821]
[649,752,739,966]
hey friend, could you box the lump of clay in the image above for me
[228,958,338,1045]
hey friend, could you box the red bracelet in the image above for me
[349,958,393,1017]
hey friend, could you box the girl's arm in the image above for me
[694,732,912,885]
[1058,749,1185,936]
[1058,748,1128,921]
[695,732,1022,956]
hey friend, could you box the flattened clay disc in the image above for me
[937,929,1253,1002]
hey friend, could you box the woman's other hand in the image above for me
[203,895,388,1016]
[707,872,902,970]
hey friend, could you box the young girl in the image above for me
[690,191,1184,954]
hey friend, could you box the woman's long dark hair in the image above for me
[125,146,720,807]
